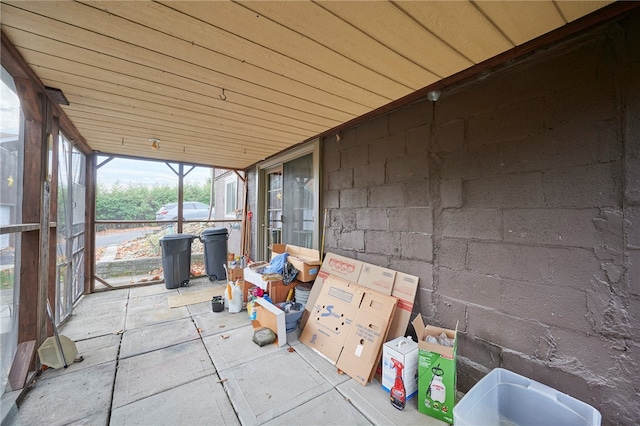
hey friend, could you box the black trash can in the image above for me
[159,234,196,289]
[200,227,228,281]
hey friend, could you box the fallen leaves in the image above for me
[221,334,230,339]
[287,347,296,353]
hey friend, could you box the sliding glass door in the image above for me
[257,140,320,260]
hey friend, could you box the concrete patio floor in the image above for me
[8,277,447,426]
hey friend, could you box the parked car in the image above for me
[155,202,213,221]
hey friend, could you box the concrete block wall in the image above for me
[320,11,639,424]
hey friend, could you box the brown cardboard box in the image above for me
[227,264,244,281]
[387,272,420,339]
[337,289,398,385]
[272,244,322,282]
[266,279,299,304]
[300,253,418,341]
[358,264,396,295]
[300,252,364,329]
[300,276,397,385]
[252,298,286,347]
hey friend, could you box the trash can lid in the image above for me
[160,233,196,241]
[202,227,228,236]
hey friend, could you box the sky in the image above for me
[97,156,213,188]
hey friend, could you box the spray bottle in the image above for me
[390,358,406,410]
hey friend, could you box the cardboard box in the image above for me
[387,272,420,339]
[300,276,397,385]
[300,276,363,363]
[358,264,396,295]
[300,252,364,329]
[272,244,322,282]
[414,316,458,424]
[252,298,286,347]
[266,279,298,304]
[382,336,419,402]
[227,264,243,281]
[336,289,397,385]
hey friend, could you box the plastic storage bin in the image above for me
[200,227,228,281]
[159,234,196,289]
[453,368,601,426]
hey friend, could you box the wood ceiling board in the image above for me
[395,1,513,64]
[69,116,287,156]
[89,140,251,170]
[16,41,356,138]
[318,1,473,79]
[39,69,328,134]
[76,129,271,164]
[58,83,317,139]
[62,96,302,148]
[475,1,566,45]
[84,0,392,110]
[556,1,615,22]
[243,1,437,91]
[85,131,262,162]
[31,55,342,128]
[164,1,410,101]
[3,3,368,118]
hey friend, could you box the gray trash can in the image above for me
[200,227,228,281]
[159,234,196,289]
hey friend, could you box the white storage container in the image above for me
[453,368,601,426]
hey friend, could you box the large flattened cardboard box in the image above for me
[414,316,458,424]
[272,244,322,282]
[300,252,419,348]
[300,276,397,385]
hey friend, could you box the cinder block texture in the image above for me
[467,242,550,283]
[435,119,464,153]
[503,208,601,248]
[356,115,388,144]
[466,304,551,357]
[368,184,404,207]
[388,100,432,134]
[406,125,430,156]
[389,207,432,233]
[314,10,640,424]
[464,173,543,208]
[355,208,388,231]
[404,181,431,207]
[400,232,433,261]
[440,179,463,208]
[339,188,367,209]
[387,155,428,183]
[437,268,500,309]
[338,230,365,252]
[368,134,405,163]
[353,162,385,188]
[442,209,502,241]
[327,169,353,190]
[365,230,400,256]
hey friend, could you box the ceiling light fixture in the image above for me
[427,90,441,102]
[149,138,160,150]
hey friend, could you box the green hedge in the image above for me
[96,181,212,221]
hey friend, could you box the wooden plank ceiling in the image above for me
[1,1,614,170]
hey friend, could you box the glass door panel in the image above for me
[266,169,282,258]
[282,154,314,248]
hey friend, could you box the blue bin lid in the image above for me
[202,227,228,236]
